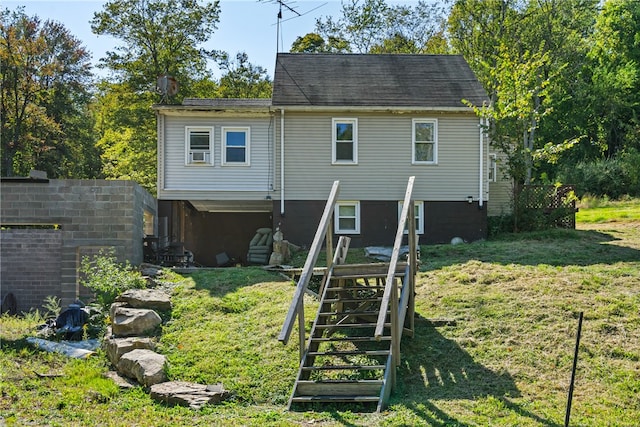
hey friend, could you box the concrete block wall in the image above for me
[0,230,62,313]
[0,179,156,313]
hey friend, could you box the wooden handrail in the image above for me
[375,176,415,339]
[279,180,340,344]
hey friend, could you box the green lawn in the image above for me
[1,203,639,426]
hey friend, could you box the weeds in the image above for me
[79,249,146,309]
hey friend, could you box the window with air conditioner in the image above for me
[185,126,213,165]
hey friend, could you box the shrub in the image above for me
[79,249,146,309]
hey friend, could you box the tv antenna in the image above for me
[259,0,327,52]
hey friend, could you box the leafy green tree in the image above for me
[587,0,640,157]
[292,0,449,54]
[90,0,221,92]
[0,8,97,178]
[90,0,222,193]
[216,52,272,98]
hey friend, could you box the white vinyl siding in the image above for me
[185,126,213,165]
[412,119,437,164]
[334,201,360,234]
[398,201,424,234]
[222,127,250,166]
[332,118,358,164]
[159,115,273,199]
[277,112,484,202]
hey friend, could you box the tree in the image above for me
[587,0,640,157]
[90,0,222,193]
[90,0,221,93]
[0,8,97,178]
[216,52,272,98]
[292,0,449,54]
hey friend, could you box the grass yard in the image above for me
[1,200,639,426]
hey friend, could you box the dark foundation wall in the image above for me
[159,200,272,266]
[273,200,487,248]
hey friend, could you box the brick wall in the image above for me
[0,179,156,313]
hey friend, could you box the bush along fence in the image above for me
[514,184,578,232]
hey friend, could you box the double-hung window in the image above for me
[332,118,358,164]
[398,201,424,234]
[222,127,250,166]
[186,127,213,165]
[412,119,437,164]
[334,201,360,234]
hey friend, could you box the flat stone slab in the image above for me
[103,370,136,389]
[116,289,171,311]
[116,349,167,386]
[150,381,230,409]
[111,307,162,337]
[103,335,156,365]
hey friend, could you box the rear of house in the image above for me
[154,53,497,266]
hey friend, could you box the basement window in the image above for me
[334,201,360,234]
[398,201,424,234]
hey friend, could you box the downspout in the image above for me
[280,109,285,215]
[479,117,484,208]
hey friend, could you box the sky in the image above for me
[3,0,346,78]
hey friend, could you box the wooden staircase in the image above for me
[279,177,417,412]
[289,260,410,411]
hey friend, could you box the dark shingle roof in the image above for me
[272,53,488,109]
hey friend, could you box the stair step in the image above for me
[296,380,383,396]
[291,395,380,403]
[307,350,390,357]
[318,310,388,317]
[311,336,391,342]
[302,364,386,371]
[323,297,383,304]
[315,323,390,329]
[325,286,386,291]
[332,273,404,280]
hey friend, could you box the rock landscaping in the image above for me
[102,270,230,409]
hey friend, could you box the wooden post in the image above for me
[407,202,417,337]
[297,299,305,361]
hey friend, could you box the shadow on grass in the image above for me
[393,316,562,427]
[420,228,640,270]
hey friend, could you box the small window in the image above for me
[222,127,250,165]
[412,119,437,164]
[488,153,497,182]
[398,201,424,234]
[332,118,358,164]
[334,201,360,234]
[185,126,213,165]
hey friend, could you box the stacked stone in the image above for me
[102,288,230,409]
[103,289,170,387]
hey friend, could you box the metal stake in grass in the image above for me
[565,311,584,427]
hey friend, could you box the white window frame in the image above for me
[221,126,250,166]
[488,153,497,182]
[398,201,424,235]
[332,118,358,164]
[334,201,361,234]
[185,126,213,165]
[412,119,438,165]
